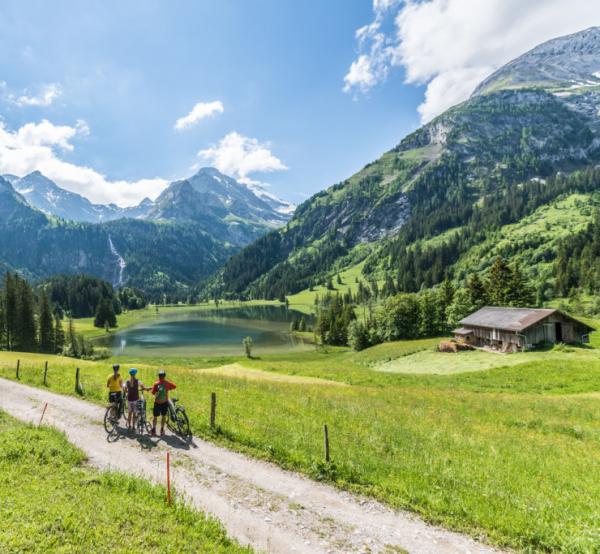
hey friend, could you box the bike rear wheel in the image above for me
[175,407,191,440]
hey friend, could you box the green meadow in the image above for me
[2,328,600,552]
[0,411,250,553]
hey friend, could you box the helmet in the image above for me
[129,368,138,376]
[158,369,166,377]
[112,364,120,371]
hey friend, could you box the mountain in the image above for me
[474,27,600,96]
[0,166,295,297]
[9,171,152,223]
[146,167,293,245]
[0,176,236,298]
[208,27,600,301]
[7,168,294,247]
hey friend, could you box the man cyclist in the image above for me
[124,368,145,432]
[106,364,124,419]
[150,369,176,436]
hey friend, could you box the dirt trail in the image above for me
[0,378,502,554]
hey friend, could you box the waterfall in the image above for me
[108,236,126,287]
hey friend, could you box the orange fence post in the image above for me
[38,402,48,427]
[166,451,172,506]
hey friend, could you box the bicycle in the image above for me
[103,391,125,434]
[166,397,191,441]
[135,391,151,435]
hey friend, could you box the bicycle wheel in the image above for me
[166,406,177,432]
[103,405,118,434]
[175,407,191,440]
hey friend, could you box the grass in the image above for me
[3,331,600,551]
[376,344,600,374]
[0,411,250,553]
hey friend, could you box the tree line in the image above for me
[0,273,98,357]
[317,257,534,350]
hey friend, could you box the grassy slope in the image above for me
[286,192,597,312]
[286,261,368,314]
[3,330,600,551]
[0,411,249,553]
[452,192,597,282]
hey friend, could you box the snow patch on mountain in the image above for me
[245,182,296,215]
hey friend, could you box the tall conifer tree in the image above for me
[39,290,54,353]
[54,314,65,354]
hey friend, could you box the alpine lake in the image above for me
[97,305,314,357]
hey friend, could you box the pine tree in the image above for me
[54,314,65,354]
[67,318,79,357]
[4,273,17,350]
[39,290,55,353]
[419,289,440,337]
[467,273,488,310]
[0,294,5,349]
[507,262,534,307]
[94,298,117,329]
[486,256,513,305]
[437,279,455,332]
[16,277,37,352]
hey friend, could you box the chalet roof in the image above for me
[453,327,474,335]
[459,306,594,333]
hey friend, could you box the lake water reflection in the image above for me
[101,305,314,357]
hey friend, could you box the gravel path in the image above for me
[0,377,503,554]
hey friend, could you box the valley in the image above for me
[2,324,600,552]
[4,19,600,554]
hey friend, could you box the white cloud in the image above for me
[14,83,61,107]
[174,100,224,131]
[197,131,288,181]
[345,0,600,122]
[0,119,168,207]
[343,2,398,94]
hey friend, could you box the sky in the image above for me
[0,1,599,207]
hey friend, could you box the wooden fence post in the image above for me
[16,359,20,380]
[210,392,217,428]
[324,424,330,463]
[75,367,83,395]
[43,361,48,386]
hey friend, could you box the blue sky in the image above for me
[0,1,423,205]
[0,1,598,206]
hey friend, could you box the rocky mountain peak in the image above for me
[473,26,600,96]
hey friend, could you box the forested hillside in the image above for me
[0,177,236,299]
[206,28,600,303]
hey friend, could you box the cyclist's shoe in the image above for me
[151,427,156,436]
[160,428,165,436]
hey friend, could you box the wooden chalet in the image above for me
[453,307,594,352]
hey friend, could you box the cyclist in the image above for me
[150,369,176,436]
[106,364,124,417]
[124,368,145,432]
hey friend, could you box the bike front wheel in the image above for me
[103,405,118,434]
